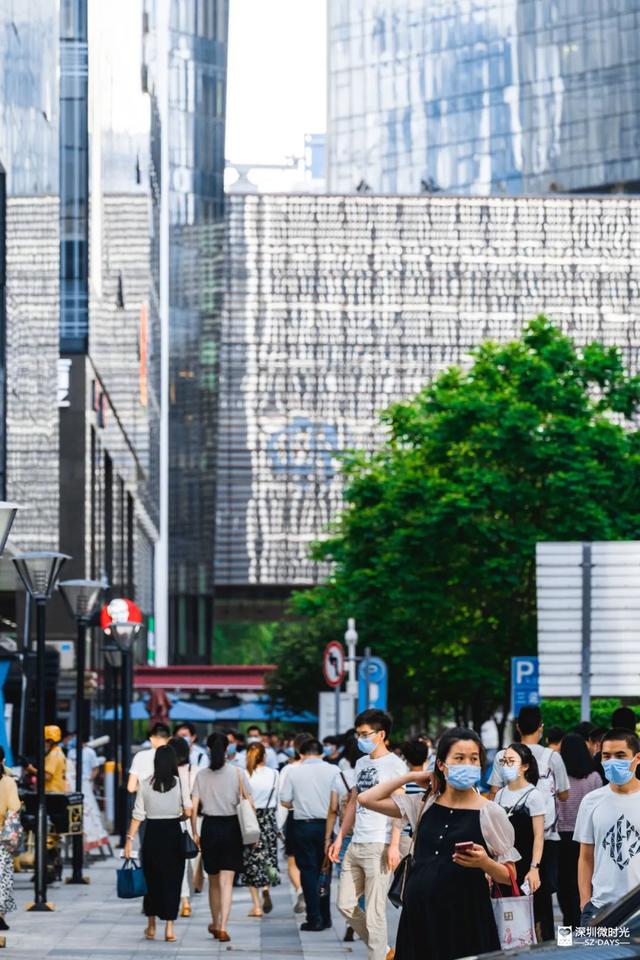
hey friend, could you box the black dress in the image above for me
[142,819,185,921]
[395,804,500,960]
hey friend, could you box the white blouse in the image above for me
[247,765,279,809]
[392,792,521,864]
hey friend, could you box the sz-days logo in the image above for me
[557,926,573,947]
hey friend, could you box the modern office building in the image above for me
[327,0,640,195]
[143,0,229,664]
[217,192,640,620]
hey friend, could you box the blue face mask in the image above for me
[226,744,237,757]
[445,763,482,791]
[357,736,377,755]
[323,745,334,757]
[284,747,295,758]
[502,766,519,784]
[602,758,635,786]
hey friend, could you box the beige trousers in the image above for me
[337,841,390,960]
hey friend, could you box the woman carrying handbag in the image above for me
[358,727,519,960]
[191,732,252,944]
[241,742,280,917]
[123,745,192,943]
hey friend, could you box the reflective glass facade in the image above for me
[144,0,228,662]
[0,0,58,196]
[218,193,640,587]
[328,0,640,195]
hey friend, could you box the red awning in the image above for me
[133,664,276,693]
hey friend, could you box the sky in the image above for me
[225,0,327,190]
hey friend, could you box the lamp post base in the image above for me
[26,901,55,912]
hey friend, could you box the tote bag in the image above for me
[117,858,147,899]
[236,769,260,845]
[491,867,535,950]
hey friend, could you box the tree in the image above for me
[270,319,640,734]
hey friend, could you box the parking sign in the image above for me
[511,656,540,717]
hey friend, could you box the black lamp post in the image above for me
[58,579,103,884]
[12,551,68,912]
[0,501,19,555]
[103,621,140,847]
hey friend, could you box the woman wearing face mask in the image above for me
[493,744,545,906]
[358,726,519,960]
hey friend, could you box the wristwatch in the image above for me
[530,862,541,869]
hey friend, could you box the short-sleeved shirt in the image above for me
[353,751,407,844]
[494,784,547,819]
[573,785,640,908]
[557,772,602,833]
[44,746,66,793]
[280,757,336,820]
[193,764,250,817]
[247,766,279,809]
[129,747,156,785]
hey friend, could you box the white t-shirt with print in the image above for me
[353,752,407,844]
[573,785,640,909]
[494,783,547,819]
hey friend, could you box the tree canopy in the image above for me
[268,319,640,733]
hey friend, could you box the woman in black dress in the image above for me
[124,745,191,942]
[359,726,519,960]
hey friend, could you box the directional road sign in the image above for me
[323,641,346,689]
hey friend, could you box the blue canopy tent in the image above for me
[169,700,219,722]
[103,700,150,721]
[214,699,317,724]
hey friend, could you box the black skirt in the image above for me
[284,810,296,856]
[201,814,243,875]
[141,818,185,921]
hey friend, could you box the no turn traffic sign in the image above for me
[323,641,346,689]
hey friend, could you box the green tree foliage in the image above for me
[269,319,640,731]
[540,699,640,733]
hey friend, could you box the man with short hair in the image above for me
[546,726,564,752]
[611,707,638,734]
[281,737,337,931]
[330,709,406,960]
[174,721,208,768]
[238,725,278,769]
[127,721,171,792]
[322,736,341,765]
[489,705,569,941]
[574,728,640,926]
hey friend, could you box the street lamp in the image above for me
[58,579,104,885]
[104,621,141,846]
[0,501,19,555]
[12,551,68,911]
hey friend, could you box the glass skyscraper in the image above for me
[143,0,228,664]
[327,0,640,195]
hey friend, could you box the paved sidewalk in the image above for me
[6,854,400,959]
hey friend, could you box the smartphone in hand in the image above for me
[454,841,474,853]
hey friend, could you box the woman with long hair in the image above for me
[0,747,19,934]
[241,742,280,917]
[191,732,251,943]
[124,744,191,942]
[493,743,546,934]
[359,726,519,960]
[169,735,200,918]
[557,733,602,927]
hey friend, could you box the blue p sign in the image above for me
[511,656,540,717]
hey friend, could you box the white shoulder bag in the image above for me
[236,768,260,845]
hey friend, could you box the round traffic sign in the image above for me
[323,641,346,689]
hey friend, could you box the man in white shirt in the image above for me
[488,705,569,941]
[574,727,640,927]
[281,738,336,931]
[174,722,209,768]
[242,726,278,770]
[127,722,171,793]
[329,709,405,960]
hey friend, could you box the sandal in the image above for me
[144,926,156,940]
[248,909,263,917]
[208,923,220,938]
[218,931,231,943]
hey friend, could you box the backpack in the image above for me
[535,747,558,835]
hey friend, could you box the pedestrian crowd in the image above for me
[114,705,640,958]
[0,705,636,959]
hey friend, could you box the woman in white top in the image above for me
[124,745,192,943]
[493,743,545,898]
[241,742,280,916]
[169,736,200,918]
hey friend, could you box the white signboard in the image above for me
[318,692,356,742]
[537,541,640,698]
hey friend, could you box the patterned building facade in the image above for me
[327,0,640,195]
[217,193,640,596]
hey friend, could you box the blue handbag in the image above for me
[117,858,147,898]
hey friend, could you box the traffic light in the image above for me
[83,670,98,699]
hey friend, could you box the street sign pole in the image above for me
[363,646,371,710]
[580,543,592,722]
[335,680,340,736]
